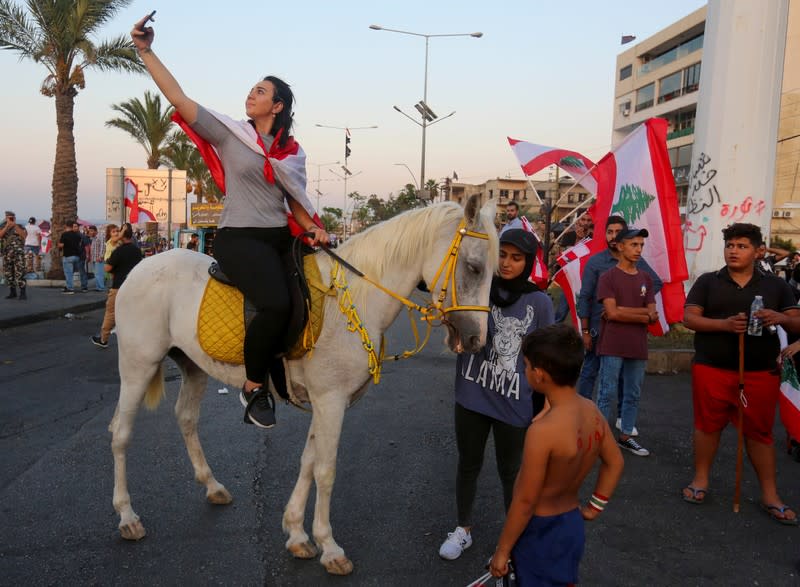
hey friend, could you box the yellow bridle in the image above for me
[327,219,491,383]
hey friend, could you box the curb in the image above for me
[0,299,106,330]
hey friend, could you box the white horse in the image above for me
[109,196,498,575]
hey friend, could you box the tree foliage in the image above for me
[161,130,221,203]
[0,0,144,278]
[106,91,174,169]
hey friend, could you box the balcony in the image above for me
[667,127,694,140]
[639,34,703,76]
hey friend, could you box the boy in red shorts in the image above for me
[489,324,625,585]
[683,222,800,525]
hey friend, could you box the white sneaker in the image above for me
[438,526,472,560]
[616,418,639,437]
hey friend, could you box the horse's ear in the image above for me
[464,194,481,227]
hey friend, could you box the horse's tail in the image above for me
[143,362,166,411]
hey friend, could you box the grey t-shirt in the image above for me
[190,106,288,229]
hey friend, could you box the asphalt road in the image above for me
[1,310,798,586]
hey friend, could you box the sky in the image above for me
[0,0,707,222]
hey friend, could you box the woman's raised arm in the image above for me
[131,13,198,124]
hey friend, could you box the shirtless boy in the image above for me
[489,323,625,585]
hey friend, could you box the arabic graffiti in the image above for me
[687,152,720,215]
[719,196,766,223]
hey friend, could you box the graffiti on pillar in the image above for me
[719,196,766,223]
[687,152,720,215]
[685,219,708,252]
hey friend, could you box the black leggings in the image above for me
[213,226,291,384]
[454,402,528,527]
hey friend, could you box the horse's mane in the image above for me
[333,201,498,304]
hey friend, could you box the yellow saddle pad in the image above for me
[197,255,333,364]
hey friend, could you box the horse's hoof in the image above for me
[288,540,318,559]
[206,487,233,505]
[119,520,146,541]
[323,556,354,575]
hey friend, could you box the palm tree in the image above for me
[0,0,144,278]
[106,91,174,169]
[161,130,221,203]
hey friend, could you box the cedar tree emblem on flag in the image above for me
[612,184,656,225]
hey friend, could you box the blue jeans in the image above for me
[596,356,646,435]
[94,261,106,291]
[62,255,87,291]
[577,335,624,409]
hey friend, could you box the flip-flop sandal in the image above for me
[760,503,799,526]
[682,486,708,504]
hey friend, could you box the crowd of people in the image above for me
[435,206,798,585]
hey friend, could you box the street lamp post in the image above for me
[370,25,482,198]
[329,168,363,238]
[308,160,340,211]
[393,162,419,191]
[315,123,377,213]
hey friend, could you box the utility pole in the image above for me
[543,166,558,267]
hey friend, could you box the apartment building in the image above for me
[446,176,592,230]
[612,7,706,210]
[612,3,799,244]
[772,0,800,242]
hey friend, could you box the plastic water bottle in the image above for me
[748,295,764,336]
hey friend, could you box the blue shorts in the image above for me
[512,508,585,586]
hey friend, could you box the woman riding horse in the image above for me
[132,14,330,428]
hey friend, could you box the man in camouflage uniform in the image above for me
[0,211,27,300]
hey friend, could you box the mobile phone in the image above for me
[138,10,156,31]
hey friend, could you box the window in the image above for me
[683,62,701,94]
[523,190,528,201]
[579,193,588,202]
[677,144,693,167]
[499,189,509,198]
[658,71,682,103]
[489,189,493,198]
[635,83,654,112]
[619,64,632,80]
[619,100,632,116]
[567,194,576,204]
[513,190,520,201]
[668,147,678,167]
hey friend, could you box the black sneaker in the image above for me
[62,287,75,295]
[239,387,276,429]
[91,335,108,348]
[618,437,650,457]
[81,288,88,293]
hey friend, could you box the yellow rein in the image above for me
[329,219,490,383]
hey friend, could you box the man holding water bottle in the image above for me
[682,223,800,525]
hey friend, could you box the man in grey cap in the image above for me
[0,211,27,300]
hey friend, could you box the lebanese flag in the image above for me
[173,110,321,236]
[777,328,800,441]
[40,231,52,254]
[588,118,688,334]
[507,138,599,196]
[553,238,593,329]
[519,215,548,289]
[123,178,156,223]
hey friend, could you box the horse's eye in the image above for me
[467,263,481,275]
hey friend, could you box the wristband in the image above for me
[588,492,609,512]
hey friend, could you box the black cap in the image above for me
[500,228,539,256]
[613,228,649,243]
